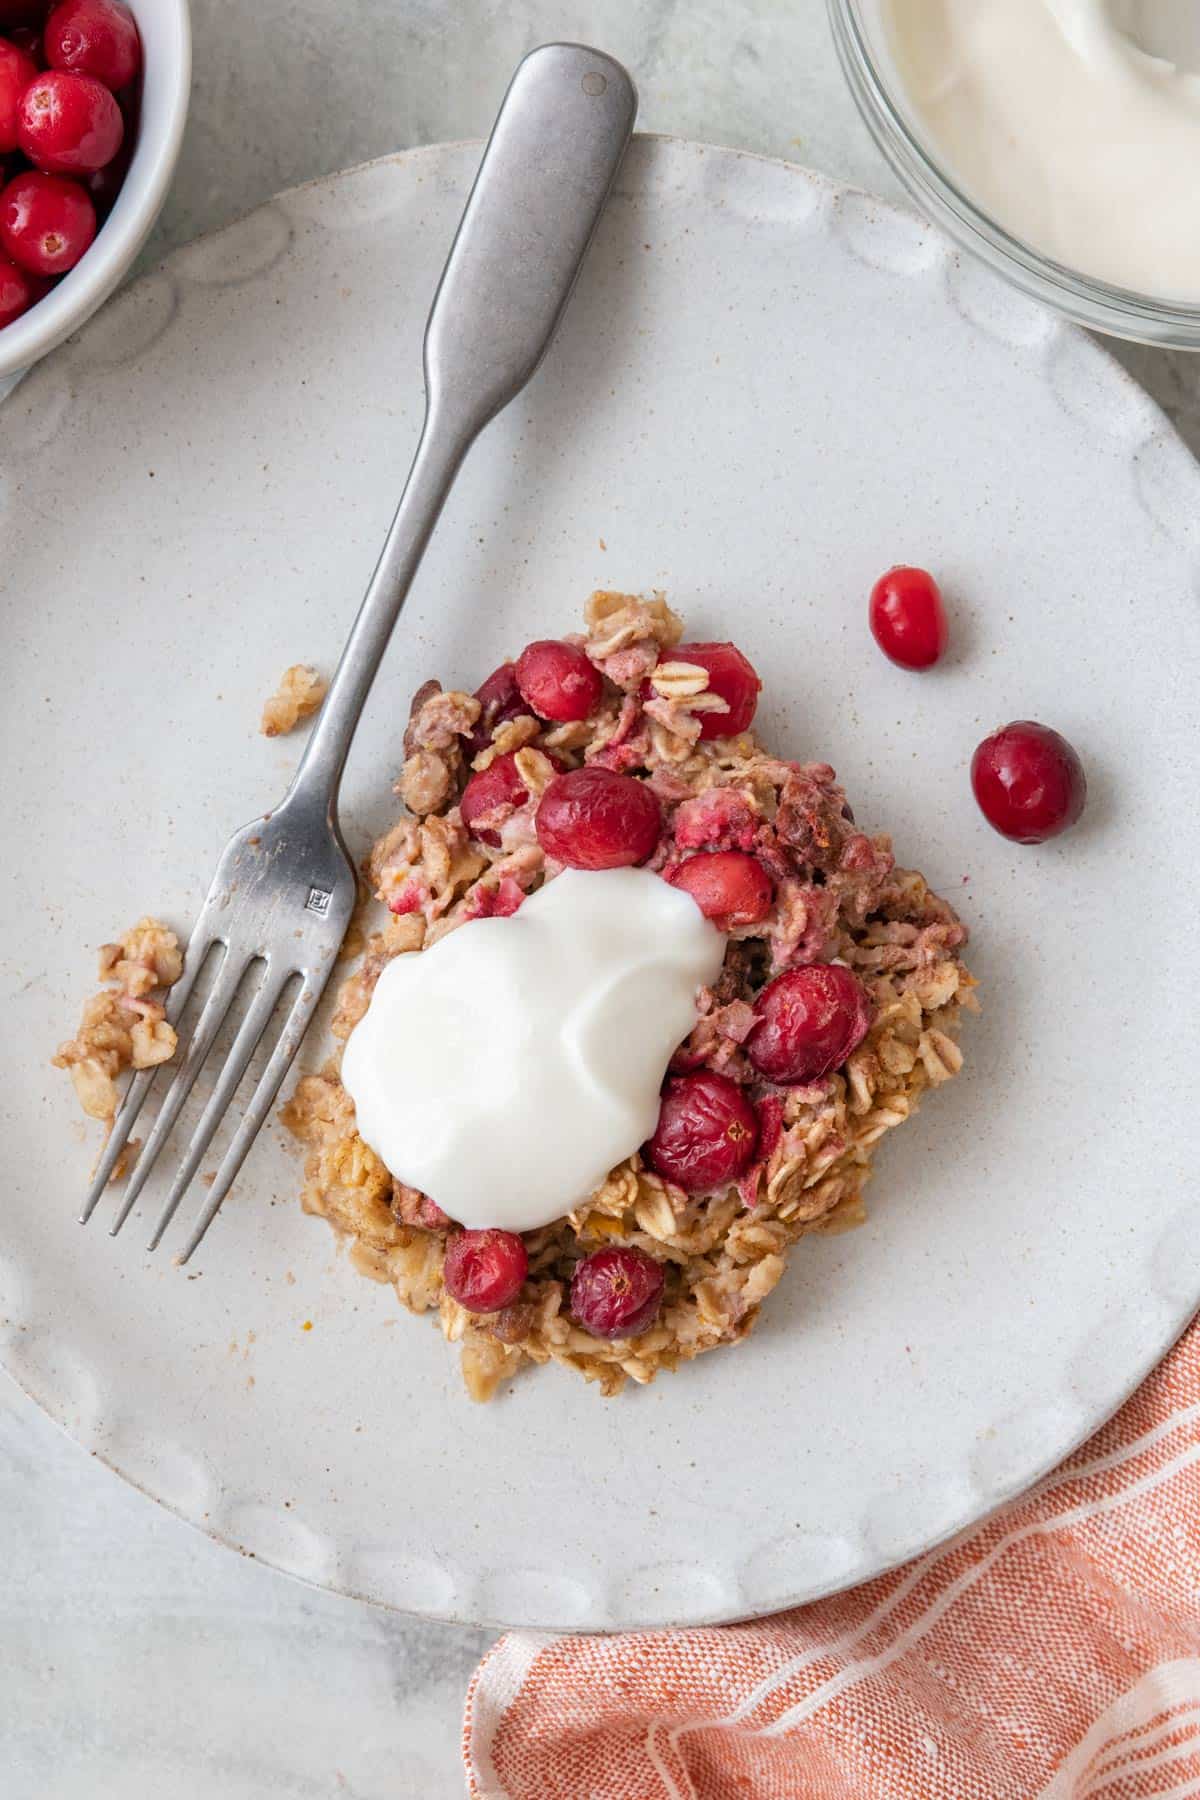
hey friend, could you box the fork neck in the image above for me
[286,401,477,825]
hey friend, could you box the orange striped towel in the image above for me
[464,1320,1200,1798]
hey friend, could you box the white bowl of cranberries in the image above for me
[0,0,189,377]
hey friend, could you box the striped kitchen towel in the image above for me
[463,1319,1200,1798]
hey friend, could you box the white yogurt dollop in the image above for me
[341,867,726,1234]
[883,0,1200,297]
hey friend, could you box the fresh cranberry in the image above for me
[466,659,527,755]
[869,566,948,670]
[647,1071,758,1194]
[515,638,602,723]
[1,168,92,272]
[442,1228,528,1313]
[0,244,44,321]
[670,642,761,739]
[971,721,1087,844]
[747,963,873,1085]
[460,751,530,848]
[80,117,125,209]
[18,68,121,172]
[44,0,139,90]
[667,850,773,930]
[570,1246,665,1340]
[536,766,661,869]
[0,38,37,152]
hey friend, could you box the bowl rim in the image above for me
[0,0,192,379]
[827,0,1200,349]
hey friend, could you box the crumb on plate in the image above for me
[260,664,328,737]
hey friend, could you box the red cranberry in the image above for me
[442,1228,528,1313]
[746,963,873,1085]
[667,850,773,930]
[971,721,1087,844]
[869,566,948,670]
[80,117,126,210]
[459,751,531,848]
[570,1246,665,1340]
[536,765,661,869]
[0,38,37,152]
[466,659,527,755]
[18,68,121,172]
[1,168,92,272]
[515,638,602,723]
[44,0,139,90]
[671,642,761,739]
[647,1071,758,1193]
[0,244,44,321]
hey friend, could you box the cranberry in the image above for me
[80,118,125,210]
[570,1246,665,1340]
[0,244,44,321]
[442,1228,528,1313]
[515,638,602,723]
[44,0,139,90]
[667,850,773,930]
[671,642,761,739]
[18,68,121,173]
[0,38,37,152]
[647,1071,758,1193]
[1,168,92,272]
[459,751,531,848]
[466,659,527,755]
[869,566,948,670]
[746,963,873,1086]
[971,721,1087,844]
[536,765,661,869]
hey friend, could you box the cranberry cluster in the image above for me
[867,564,1087,842]
[441,631,884,1344]
[0,0,140,325]
[427,571,1091,1346]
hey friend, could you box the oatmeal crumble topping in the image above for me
[53,916,182,1146]
[280,593,976,1400]
[260,663,328,737]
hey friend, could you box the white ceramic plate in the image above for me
[2,137,1198,1631]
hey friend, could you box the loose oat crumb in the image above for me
[53,917,182,1133]
[260,664,328,737]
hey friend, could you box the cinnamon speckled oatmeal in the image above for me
[53,916,182,1144]
[281,592,975,1400]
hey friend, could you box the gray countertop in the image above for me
[6,5,1198,1797]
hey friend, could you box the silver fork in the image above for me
[80,42,637,1262]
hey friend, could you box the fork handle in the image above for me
[290,43,637,818]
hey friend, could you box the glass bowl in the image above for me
[827,0,1200,349]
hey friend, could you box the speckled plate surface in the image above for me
[2,136,1198,1631]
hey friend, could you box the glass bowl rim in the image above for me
[827,0,1200,350]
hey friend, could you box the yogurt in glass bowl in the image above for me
[828,0,1200,346]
